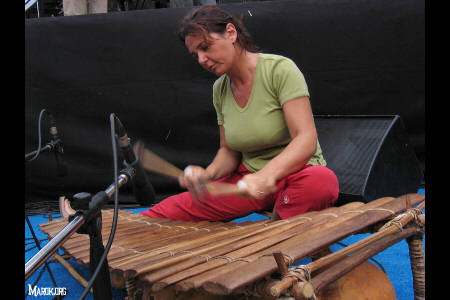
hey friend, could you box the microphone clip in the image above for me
[122,156,139,168]
[119,165,136,181]
[47,138,63,152]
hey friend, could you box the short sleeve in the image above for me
[272,58,310,106]
[212,79,224,125]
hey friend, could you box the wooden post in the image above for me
[63,0,107,16]
[272,251,312,300]
[88,0,107,14]
[63,0,87,16]
[407,233,425,300]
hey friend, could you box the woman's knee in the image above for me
[275,166,339,218]
[289,166,338,199]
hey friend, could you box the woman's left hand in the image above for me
[238,173,277,200]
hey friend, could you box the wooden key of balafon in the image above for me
[132,140,247,197]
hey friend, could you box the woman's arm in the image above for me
[180,125,241,188]
[240,96,317,198]
[259,96,317,180]
[206,125,242,180]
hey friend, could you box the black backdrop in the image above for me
[25,0,425,206]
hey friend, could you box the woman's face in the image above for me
[185,25,237,76]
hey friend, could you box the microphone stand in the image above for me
[25,137,64,298]
[25,166,135,299]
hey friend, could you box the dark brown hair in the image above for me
[177,5,260,53]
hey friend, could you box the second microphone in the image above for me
[113,115,156,206]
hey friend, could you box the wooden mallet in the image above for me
[132,140,248,197]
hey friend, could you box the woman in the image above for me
[141,5,339,221]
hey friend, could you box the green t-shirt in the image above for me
[213,53,326,173]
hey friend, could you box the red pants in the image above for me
[140,163,339,221]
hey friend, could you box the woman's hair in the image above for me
[177,5,260,53]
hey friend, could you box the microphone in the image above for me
[48,113,68,177]
[113,115,156,206]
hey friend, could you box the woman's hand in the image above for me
[179,165,212,189]
[238,172,277,200]
[179,165,214,204]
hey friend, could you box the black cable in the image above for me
[78,114,120,300]
[25,246,38,252]
[26,108,47,162]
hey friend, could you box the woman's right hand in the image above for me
[178,165,212,189]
